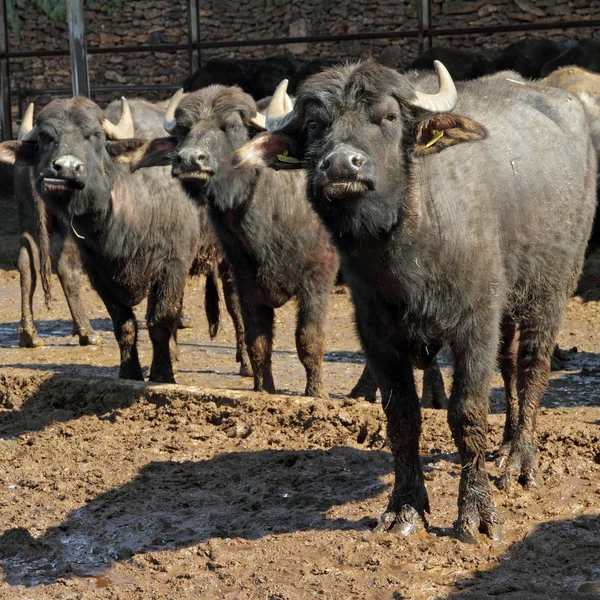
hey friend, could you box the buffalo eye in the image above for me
[38,131,54,144]
[88,131,103,140]
[306,119,318,130]
[384,113,398,123]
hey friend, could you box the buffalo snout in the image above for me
[43,155,87,192]
[173,148,212,179]
[319,144,367,179]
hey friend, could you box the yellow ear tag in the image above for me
[166,151,175,159]
[277,151,301,164]
[425,129,444,148]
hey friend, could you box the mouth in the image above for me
[322,178,372,199]
[42,177,85,194]
[173,170,213,183]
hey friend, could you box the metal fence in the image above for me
[0,0,598,140]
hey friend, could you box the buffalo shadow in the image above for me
[0,446,392,587]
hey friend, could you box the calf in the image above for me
[0,96,200,383]
[235,62,596,541]
[124,86,339,397]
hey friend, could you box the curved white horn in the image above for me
[18,103,34,140]
[163,88,185,134]
[410,60,457,113]
[102,97,134,139]
[266,79,296,131]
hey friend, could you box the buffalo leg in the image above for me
[295,289,329,398]
[348,363,378,402]
[371,352,429,535]
[448,325,502,543]
[495,321,519,467]
[146,276,184,384]
[56,235,101,347]
[219,262,251,377]
[421,357,448,409]
[499,315,558,491]
[17,235,43,348]
[243,301,275,393]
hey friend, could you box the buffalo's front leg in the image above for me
[242,301,275,393]
[56,235,101,347]
[296,288,330,397]
[17,236,43,348]
[449,330,502,543]
[146,277,184,384]
[372,352,429,535]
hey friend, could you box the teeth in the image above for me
[177,171,211,180]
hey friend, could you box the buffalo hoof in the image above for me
[455,517,503,544]
[494,442,511,469]
[498,438,538,492]
[373,504,426,536]
[239,361,253,377]
[177,312,193,329]
[78,331,103,346]
[18,329,43,348]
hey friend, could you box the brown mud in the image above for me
[0,191,599,599]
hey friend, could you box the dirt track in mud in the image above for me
[0,191,599,599]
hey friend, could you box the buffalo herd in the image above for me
[1,34,599,542]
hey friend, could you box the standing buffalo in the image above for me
[13,103,100,349]
[0,96,200,383]
[234,62,596,541]
[121,85,339,397]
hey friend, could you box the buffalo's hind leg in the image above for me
[219,261,252,377]
[17,235,43,348]
[421,355,448,409]
[242,298,276,393]
[348,363,378,402]
[56,235,101,346]
[499,313,559,492]
[449,323,502,543]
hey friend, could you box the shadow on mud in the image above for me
[0,446,392,587]
[440,514,600,600]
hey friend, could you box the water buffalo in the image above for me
[234,61,597,541]
[13,104,100,349]
[105,97,251,376]
[541,38,600,77]
[120,85,340,397]
[0,96,200,383]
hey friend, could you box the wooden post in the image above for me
[67,0,90,97]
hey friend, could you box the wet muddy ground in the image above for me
[0,193,599,598]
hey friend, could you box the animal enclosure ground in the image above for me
[0,192,599,599]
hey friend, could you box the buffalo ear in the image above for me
[232,132,303,170]
[413,113,487,156]
[106,137,177,172]
[0,140,36,166]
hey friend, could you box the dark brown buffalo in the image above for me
[0,97,200,383]
[234,61,596,541]
[12,104,100,349]
[121,85,339,397]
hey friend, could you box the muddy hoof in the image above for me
[498,438,538,493]
[177,312,193,329]
[78,331,103,346]
[373,505,425,536]
[18,330,43,348]
[455,515,503,543]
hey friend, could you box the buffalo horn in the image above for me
[102,97,134,139]
[410,60,457,113]
[17,103,35,140]
[266,79,296,131]
[163,88,185,134]
[250,111,267,130]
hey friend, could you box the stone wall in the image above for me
[5,0,598,123]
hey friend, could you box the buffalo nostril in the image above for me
[320,158,331,171]
[351,155,364,168]
[197,153,207,162]
[53,161,62,172]
[75,163,83,173]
